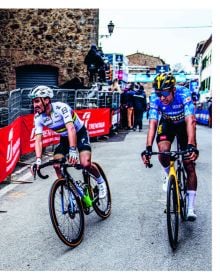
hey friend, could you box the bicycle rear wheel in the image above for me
[86,162,111,219]
[49,178,85,248]
[167,175,179,250]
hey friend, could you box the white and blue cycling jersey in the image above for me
[34,102,84,136]
[149,85,195,124]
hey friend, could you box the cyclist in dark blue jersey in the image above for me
[142,73,199,221]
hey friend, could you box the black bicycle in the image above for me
[33,158,111,248]
[146,147,188,250]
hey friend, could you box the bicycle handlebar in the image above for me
[143,150,189,169]
[32,158,83,180]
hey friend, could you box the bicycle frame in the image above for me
[61,164,94,208]
[168,157,181,214]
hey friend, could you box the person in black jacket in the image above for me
[84,44,105,83]
[132,85,147,132]
[124,83,136,130]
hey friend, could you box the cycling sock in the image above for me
[187,190,196,209]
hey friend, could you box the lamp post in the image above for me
[99,20,115,47]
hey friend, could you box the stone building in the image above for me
[126,52,166,96]
[0,9,99,91]
[126,52,165,68]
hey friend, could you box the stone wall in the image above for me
[0,9,99,91]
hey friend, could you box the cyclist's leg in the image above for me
[77,128,106,197]
[53,137,69,178]
[177,123,197,220]
[156,119,175,191]
[156,118,175,170]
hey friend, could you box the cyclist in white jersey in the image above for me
[29,85,107,198]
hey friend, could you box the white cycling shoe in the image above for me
[187,208,197,221]
[98,182,107,199]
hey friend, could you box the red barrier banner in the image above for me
[0,117,21,182]
[20,114,60,155]
[76,108,111,137]
[0,108,110,182]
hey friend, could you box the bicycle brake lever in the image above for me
[32,164,37,180]
[146,163,153,168]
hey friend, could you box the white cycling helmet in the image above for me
[28,85,54,99]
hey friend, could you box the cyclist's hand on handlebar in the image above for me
[68,147,78,165]
[141,146,152,167]
[185,144,199,161]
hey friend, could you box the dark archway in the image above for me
[16,64,58,89]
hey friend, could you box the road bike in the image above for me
[146,146,189,250]
[33,158,111,248]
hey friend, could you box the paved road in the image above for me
[0,121,212,271]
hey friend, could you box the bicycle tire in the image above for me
[86,162,111,219]
[167,175,179,250]
[49,178,85,248]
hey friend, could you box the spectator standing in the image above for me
[84,44,105,84]
[110,78,121,93]
[119,86,129,129]
[125,83,136,130]
[132,85,147,132]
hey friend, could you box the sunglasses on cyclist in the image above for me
[156,90,171,98]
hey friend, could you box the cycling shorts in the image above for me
[156,118,187,150]
[54,126,91,157]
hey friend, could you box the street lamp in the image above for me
[99,20,115,39]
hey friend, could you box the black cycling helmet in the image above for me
[153,72,176,91]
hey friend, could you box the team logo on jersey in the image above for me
[157,124,163,134]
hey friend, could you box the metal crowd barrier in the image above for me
[0,88,120,127]
[0,91,9,127]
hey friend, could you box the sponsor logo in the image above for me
[184,96,191,103]
[160,135,167,141]
[82,112,91,128]
[6,127,20,171]
[6,128,14,163]
[172,104,182,109]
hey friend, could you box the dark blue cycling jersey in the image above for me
[149,85,195,124]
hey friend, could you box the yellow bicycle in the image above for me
[148,148,188,250]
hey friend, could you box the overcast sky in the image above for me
[1,1,213,72]
[99,9,212,71]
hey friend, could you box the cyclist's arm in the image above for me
[147,119,158,146]
[66,122,77,148]
[185,115,196,146]
[35,134,43,159]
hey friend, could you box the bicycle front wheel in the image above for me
[86,162,111,219]
[167,175,179,250]
[177,166,187,221]
[49,179,85,248]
